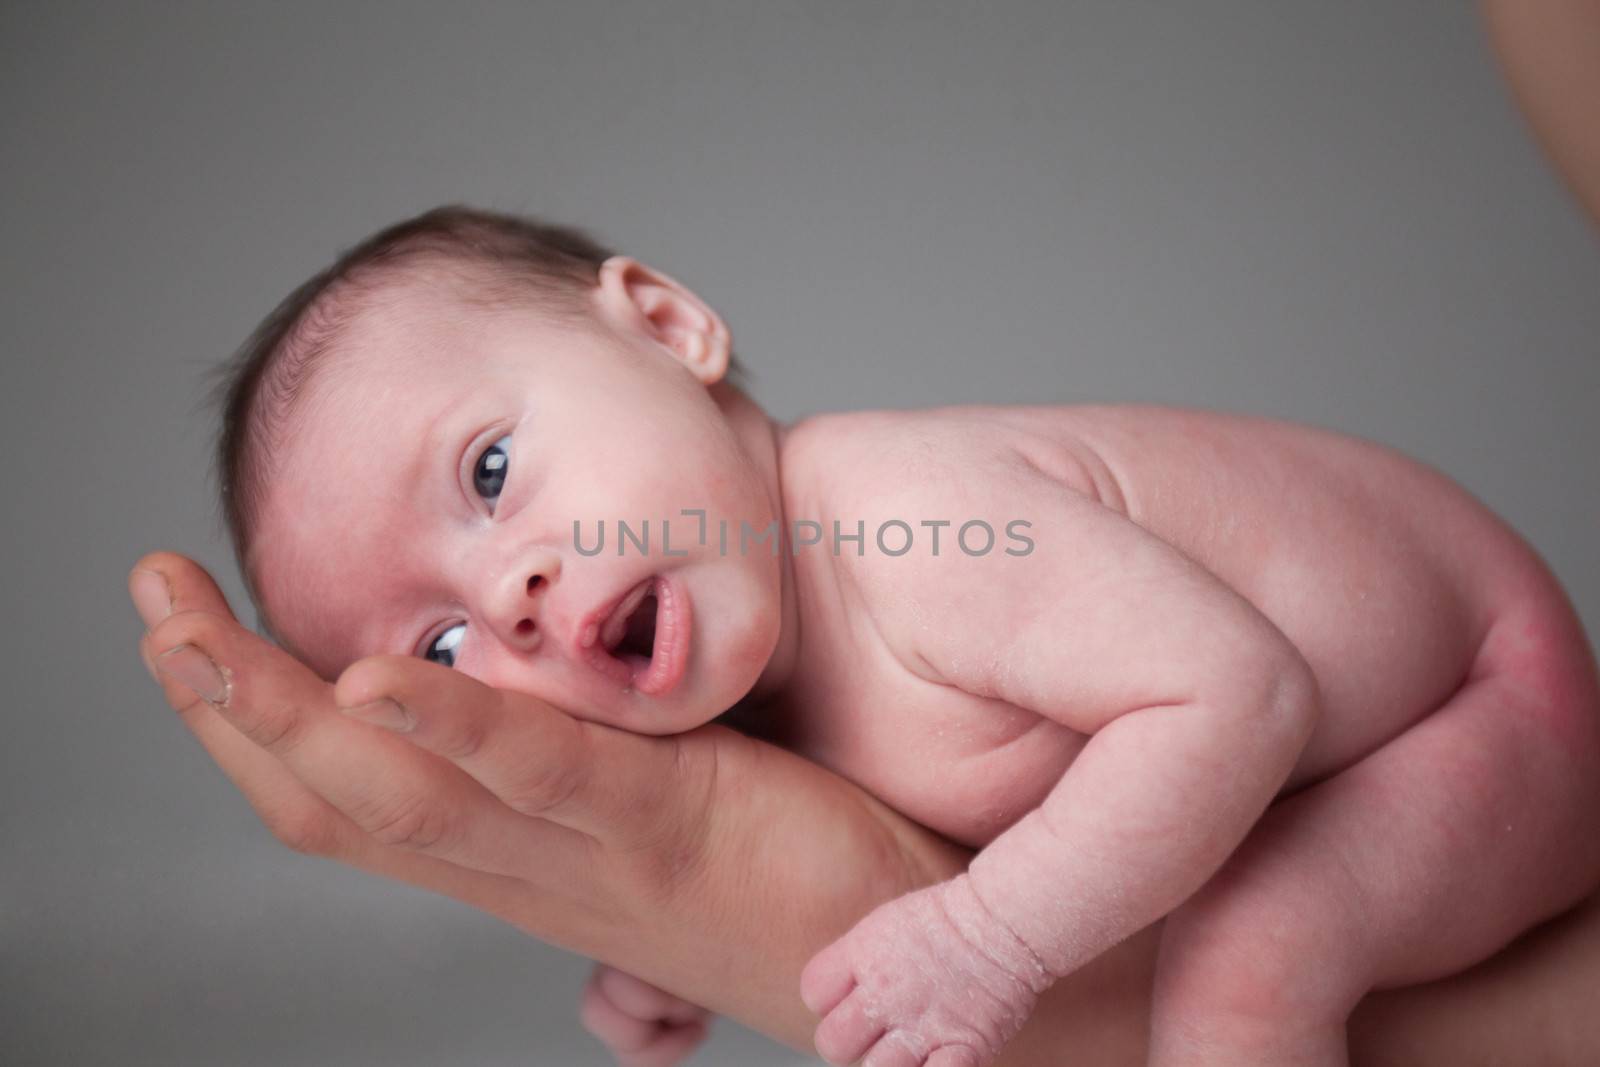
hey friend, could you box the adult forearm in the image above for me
[622,726,1161,1063]
[574,721,1154,1060]
[1483,0,1600,231]
[589,725,971,1050]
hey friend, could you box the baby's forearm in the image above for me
[965,663,1319,983]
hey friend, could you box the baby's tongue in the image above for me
[601,579,653,650]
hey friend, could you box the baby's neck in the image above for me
[710,382,801,706]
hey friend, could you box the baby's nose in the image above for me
[510,574,544,638]
[486,550,560,652]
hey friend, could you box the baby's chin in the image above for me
[614,601,780,735]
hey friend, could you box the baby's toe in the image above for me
[923,1045,982,1067]
[813,988,886,1066]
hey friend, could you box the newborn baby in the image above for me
[217,206,1600,1067]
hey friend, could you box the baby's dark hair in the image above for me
[207,204,738,633]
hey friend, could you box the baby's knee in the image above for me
[1154,870,1375,1024]
[1478,585,1600,749]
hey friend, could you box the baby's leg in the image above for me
[1149,594,1600,1067]
[579,963,711,1067]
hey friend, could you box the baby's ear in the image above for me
[595,255,730,384]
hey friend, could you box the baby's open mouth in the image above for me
[582,575,690,696]
[601,580,659,663]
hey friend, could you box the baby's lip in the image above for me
[634,575,689,696]
[573,574,691,696]
[577,577,653,655]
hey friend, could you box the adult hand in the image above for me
[127,550,963,1052]
[1483,0,1600,231]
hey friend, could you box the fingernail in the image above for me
[340,698,414,733]
[131,569,172,627]
[155,644,229,704]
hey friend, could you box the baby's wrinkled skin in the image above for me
[252,257,1600,1067]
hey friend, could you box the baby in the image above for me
[216,205,1600,1067]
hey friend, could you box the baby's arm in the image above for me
[802,447,1320,1066]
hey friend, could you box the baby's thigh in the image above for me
[1162,638,1600,1023]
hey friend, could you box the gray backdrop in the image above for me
[4,2,1597,1065]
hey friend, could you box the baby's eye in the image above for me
[423,623,465,668]
[473,434,513,510]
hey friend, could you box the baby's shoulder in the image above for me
[777,404,1119,516]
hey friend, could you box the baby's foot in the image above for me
[800,876,1051,1067]
[579,963,712,1067]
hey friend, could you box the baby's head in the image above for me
[214,205,785,734]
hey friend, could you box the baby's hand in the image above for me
[579,963,712,1067]
[800,876,1051,1067]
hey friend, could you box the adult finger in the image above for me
[132,554,361,858]
[334,655,697,848]
[128,555,599,943]
[143,606,590,880]
[130,553,236,709]
[132,550,234,622]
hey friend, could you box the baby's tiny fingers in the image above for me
[861,1033,926,1067]
[800,939,856,1017]
[922,1046,982,1067]
[813,988,885,1067]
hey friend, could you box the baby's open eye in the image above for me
[474,434,512,510]
[423,623,465,668]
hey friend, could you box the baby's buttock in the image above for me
[1056,407,1570,789]
[1218,474,1561,791]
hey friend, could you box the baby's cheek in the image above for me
[700,565,781,681]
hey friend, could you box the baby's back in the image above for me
[771,404,1563,842]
